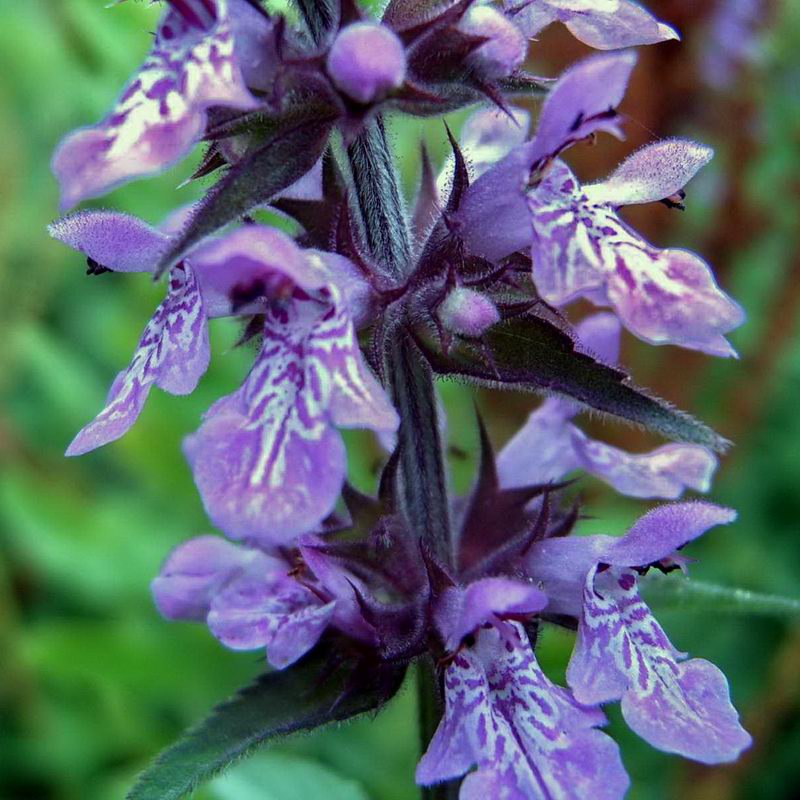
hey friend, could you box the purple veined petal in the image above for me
[571,432,718,499]
[603,237,746,356]
[508,0,679,49]
[185,304,347,544]
[52,0,258,209]
[584,139,714,207]
[529,160,746,354]
[316,285,398,434]
[48,211,168,273]
[575,311,621,366]
[529,160,611,306]
[457,52,636,262]
[207,572,335,668]
[416,622,630,799]
[434,577,548,650]
[602,501,737,568]
[151,534,281,620]
[531,50,636,163]
[185,287,391,546]
[568,565,751,763]
[524,501,736,616]
[190,225,329,318]
[497,397,582,489]
[67,262,210,456]
[307,251,376,329]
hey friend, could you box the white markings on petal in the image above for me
[186,285,396,544]
[417,622,629,799]
[53,0,256,208]
[529,160,744,355]
[67,262,209,455]
[569,566,751,763]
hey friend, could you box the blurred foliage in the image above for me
[0,1,799,799]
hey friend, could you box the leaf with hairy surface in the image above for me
[412,312,728,452]
[127,645,406,800]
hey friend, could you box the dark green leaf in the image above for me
[414,314,728,452]
[127,646,406,800]
[155,109,338,277]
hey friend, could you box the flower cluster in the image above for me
[51,1,751,797]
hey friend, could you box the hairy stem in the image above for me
[347,118,452,561]
[294,0,336,44]
[345,118,455,795]
[347,118,413,279]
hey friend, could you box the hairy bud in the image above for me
[327,22,407,103]
[438,287,500,337]
[459,5,526,80]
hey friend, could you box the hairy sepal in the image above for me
[155,107,338,277]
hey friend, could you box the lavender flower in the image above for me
[506,0,679,49]
[50,212,396,540]
[152,534,351,669]
[526,503,752,763]
[52,0,274,209]
[49,2,760,797]
[528,144,745,355]
[453,57,744,356]
[184,268,398,543]
[417,622,630,799]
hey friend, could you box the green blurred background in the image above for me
[1,1,799,798]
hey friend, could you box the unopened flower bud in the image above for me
[438,287,500,338]
[459,5,527,80]
[327,22,407,104]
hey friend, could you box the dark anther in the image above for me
[86,257,111,276]
[230,279,267,311]
[660,189,687,211]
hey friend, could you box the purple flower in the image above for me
[506,0,679,50]
[497,313,718,498]
[49,212,209,455]
[326,22,407,104]
[52,0,271,208]
[526,502,752,763]
[417,621,630,799]
[182,230,398,545]
[528,142,745,355]
[456,51,637,263]
[152,534,336,669]
[49,213,394,543]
